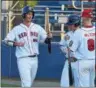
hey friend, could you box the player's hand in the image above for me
[69,57,77,62]
[14,42,25,47]
[47,32,52,38]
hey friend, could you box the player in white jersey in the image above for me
[68,9,95,87]
[59,30,74,87]
[59,14,81,87]
[3,6,52,87]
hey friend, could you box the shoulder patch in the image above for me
[64,35,70,41]
[69,40,73,47]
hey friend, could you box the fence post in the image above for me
[60,5,65,40]
[1,17,7,40]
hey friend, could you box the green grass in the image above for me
[1,83,19,87]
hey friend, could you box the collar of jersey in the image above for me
[20,22,34,29]
[82,26,95,31]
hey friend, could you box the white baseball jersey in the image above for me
[69,26,95,87]
[5,22,47,58]
[59,31,74,58]
[70,26,95,60]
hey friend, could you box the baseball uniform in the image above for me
[4,22,47,87]
[69,26,95,87]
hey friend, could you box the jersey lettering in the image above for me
[18,32,38,39]
[18,32,27,38]
[30,32,38,37]
[84,32,96,37]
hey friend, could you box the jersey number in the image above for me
[87,39,94,51]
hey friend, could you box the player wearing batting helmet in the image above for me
[67,9,95,87]
[81,9,93,27]
[59,14,80,87]
[81,9,95,87]
[66,14,81,27]
[22,6,35,19]
[3,6,52,87]
[59,15,79,87]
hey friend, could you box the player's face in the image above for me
[25,12,33,22]
[82,17,87,24]
[82,17,92,26]
[68,25,75,31]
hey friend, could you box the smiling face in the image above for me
[24,12,33,22]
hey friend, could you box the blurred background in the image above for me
[1,0,96,87]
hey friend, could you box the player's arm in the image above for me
[39,26,52,53]
[3,40,15,46]
[3,27,16,46]
[44,34,52,44]
[44,33,52,54]
[3,40,24,47]
[59,39,68,54]
[39,26,52,44]
[59,33,70,54]
[69,32,81,52]
[68,32,81,62]
[3,27,24,47]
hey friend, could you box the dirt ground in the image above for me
[2,77,95,87]
[1,77,60,87]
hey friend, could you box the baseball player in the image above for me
[59,31,73,87]
[59,15,79,87]
[68,9,95,87]
[3,6,52,87]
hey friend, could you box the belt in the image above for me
[28,55,37,57]
[71,58,94,62]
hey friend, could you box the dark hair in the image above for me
[22,11,34,19]
[74,21,81,27]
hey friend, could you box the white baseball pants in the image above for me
[71,60,95,87]
[17,56,38,87]
[60,60,70,87]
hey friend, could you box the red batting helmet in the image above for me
[81,9,93,18]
